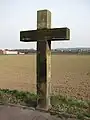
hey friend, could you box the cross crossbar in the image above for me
[20,27,70,42]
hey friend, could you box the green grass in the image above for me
[0,89,90,119]
[0,89,38,107]
[51,95,90,119]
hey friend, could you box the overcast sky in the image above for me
[0,0,90,49]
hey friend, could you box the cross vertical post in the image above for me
[36,10,51,110]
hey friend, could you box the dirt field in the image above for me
[0,54,90,100]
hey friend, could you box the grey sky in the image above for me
[0,0,90,49]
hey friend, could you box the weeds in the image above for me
[0,88,90,119]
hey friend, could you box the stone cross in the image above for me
[20,9,70,110]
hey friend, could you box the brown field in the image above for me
[0,54,90,100]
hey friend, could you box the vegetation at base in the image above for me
[0,89,38,107]
[51,95,90,119]
[0,88,90,119]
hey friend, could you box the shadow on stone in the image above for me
[25,99,37,108]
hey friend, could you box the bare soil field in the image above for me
[0,54,90,100]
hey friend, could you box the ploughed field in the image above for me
[0,54,90,100]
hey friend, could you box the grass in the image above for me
[0,88,38,107]
[51,95,90,119]
[0,88,90,119]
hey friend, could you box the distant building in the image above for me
[3,50,18,55]
[2,49,25,55]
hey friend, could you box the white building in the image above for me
[3,50,18,55]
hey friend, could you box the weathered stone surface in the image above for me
[20,9,70,110]
[36,10,51,110]
[37,9,51,29]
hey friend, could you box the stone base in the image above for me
[36,104,52,112]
